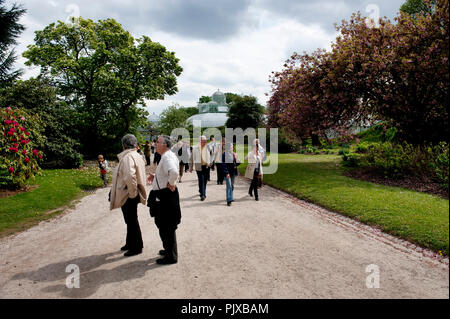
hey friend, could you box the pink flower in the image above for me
[13,121,19,127]
[38,155,43,159]
[7,131,13,136]
[22,149,27,155]
[9,128,15,133]
[24,157,30,163]
[20,127,25,131]
[4,119,12,125]
[8,147,18,153]
[8,167,14,173]
[33,149,38,156]
[25,131,30,136]
[20,116,25,120]
[13,143,18,148]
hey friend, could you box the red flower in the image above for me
[22,149,27,155]
[8,167,14,173]
[9,147,18,153]
[25,131,30,136]
[7,131,13,136]
[38,155,43,159]
[9,128,15,133]
[4,119,12,124]
[33,149,38,156]
[13,143,18,148]
[24,157,30,163]
[13,121,19,127]
[20,127,25,131]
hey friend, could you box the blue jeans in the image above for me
[225,174,235,203]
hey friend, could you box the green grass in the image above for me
[0,168,110,237]
[239,153,449,255]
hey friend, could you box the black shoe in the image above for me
[124,249,142,257]
[249,192,253,197]
[120,245,129,251]
[201,196,205,201]
[159,250,166,256]
[227,202,231,206]
[255,197,259,201]
[156,258,177,265]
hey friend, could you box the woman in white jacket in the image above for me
[244,139,263,201]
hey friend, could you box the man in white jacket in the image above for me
[189,135,211,201]
[110,134,147,257]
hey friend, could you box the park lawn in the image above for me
[0,167,111,237]
[238,153,449,255]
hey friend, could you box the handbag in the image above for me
[147,174,162,217]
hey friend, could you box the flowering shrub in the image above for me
[0,107,45,189]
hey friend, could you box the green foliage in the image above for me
[0,107,44,189]
[0,78,83,168]
[358,141,449,188]
[355,141,379,153]
[22,17,183,157]
[158,104,191,135]
[400,0,435,18]
[226,95,264,129]
[0,0,25,88]
[338,148,350,155]
[342,153,361,167]
[198,96,211,103]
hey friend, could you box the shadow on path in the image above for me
[11,251,161,298]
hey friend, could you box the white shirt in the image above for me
[153,150,179,190]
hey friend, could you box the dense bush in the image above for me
[342,153,361,167]
[0,107,44,189]
[354,141,449,188]
[0,78,83,168]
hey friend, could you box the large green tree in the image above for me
[158,104,193,135]
[0,78,83,168]
[23,17,183,156]
[226,95,264,129]
[0,0,25,88]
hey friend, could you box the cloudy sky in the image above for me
[8,0,404,115]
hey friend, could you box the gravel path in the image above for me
[0,168,448,299]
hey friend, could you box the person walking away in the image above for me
[110,134,147,256]
[144,141,151,166]
[151,140,155,154]
[172,141,185,183]
[207,137,217,175]
[98,154,109,187]
[189,135,211,201]
[182,141,191,173]
[147,135,181,264]
[245,139,263,201]
[222,142,240,206]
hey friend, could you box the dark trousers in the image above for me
[121,196,143,251]
[196,165,208,197]
[248,176,259,199]
[158,227,178,262]
[145,155,151,166]
[216,163,224,184]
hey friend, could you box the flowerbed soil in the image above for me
[345,169,448,199]
[0,185,39,199]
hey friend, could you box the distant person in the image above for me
[222,142,240,206]
[136,143,146,163]
[182,141,191,173]
[189,135,211,201]
[151,140,155,154]
[97,154,109,187]
[110,134,147,256]
[207,137,217,175]
[245,139,263,201]
[171,141,185,183]
[153,151,161,166]
[143,141,151,166]
[215,137,226,185]
[147,135,181,265]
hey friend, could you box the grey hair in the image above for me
[122,134,138,149]
[159,135,172,148]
